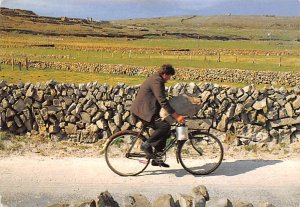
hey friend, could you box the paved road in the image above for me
[0,156,300,207]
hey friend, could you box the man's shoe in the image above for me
[141,142,156,159]
[151,159,170,168]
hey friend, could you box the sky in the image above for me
[0,0,299,20]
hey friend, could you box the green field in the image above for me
[1,34,299,72]
[0,8,299,86]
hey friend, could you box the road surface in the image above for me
[0,156,299,207]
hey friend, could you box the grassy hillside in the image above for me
[1,7,299,41]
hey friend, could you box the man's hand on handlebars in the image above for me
[172,112,185,124]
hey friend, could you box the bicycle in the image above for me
[105,120,224,176]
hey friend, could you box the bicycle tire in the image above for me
[178,131,223,175]
[105,130,150,176]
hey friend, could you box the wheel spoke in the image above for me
[105,131,150,176]
[179,132,223,175]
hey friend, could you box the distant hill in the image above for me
[0,7,299,41]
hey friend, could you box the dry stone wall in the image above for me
[0,80,299,146]
[1,57,299,86]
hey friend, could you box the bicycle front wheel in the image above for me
[178,131,223,175]
[105,130,150,176]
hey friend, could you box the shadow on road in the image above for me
[142,159,282,177]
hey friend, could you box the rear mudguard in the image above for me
[176,140,187,163]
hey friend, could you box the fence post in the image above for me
[218,52,221,62]
[11,55,14,71]
[235,55,238,63]
[25,57,29,70]
[279,56,282,67]
[18,61,22,70]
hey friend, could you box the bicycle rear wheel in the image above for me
[178,131,223,175]
[105,130,150,176]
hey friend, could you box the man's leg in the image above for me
[146,119,171,167]
[147,119,171,150]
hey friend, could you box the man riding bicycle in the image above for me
[130,64,185,167]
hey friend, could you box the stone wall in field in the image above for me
[1,57,299,86]
[0,80,299,145]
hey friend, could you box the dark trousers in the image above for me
[147,118,171,153]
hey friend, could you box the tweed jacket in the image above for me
[131,73,175,122]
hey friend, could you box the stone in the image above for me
[46,204,69,207]
[232,201,254,207]
[108,120,119,134]
[256,113,267,124]
[238,93,248,102]
[86,104,98,117]
[1,99,9,108]
[67,103,76,113]
[49,125,60,134]
[192,195,206,207]
[113,114,123,127]
[270,116,300,128]
[217,114,228,132]
[97,191,119,207]
[174,194,194,207]
[186,82,197,94]
[66,115,76,123]
[80,112,91,124]
[50,133,65,141]
[65,123,77,135]
[201,91,211,103]
[192,185,209,201]
[104,110,114,120]
[278,108,288,119]
[292,96,300,109]
[256,202,276,207]
[34,90,44,102]
[242,85,254,95]
[216,92,227,103]
[53,99,61,107]
[25,86,35,97]
[96,119,108,130]
[278,127,292,143]
[225,103,236,118]
[254,131,270,142]
[291,131,300,142]
[285,102,293,117]
[128,114,137,125]
[6,108,16,118]
[247,111,257,123]
[124,194,151,207]
[14,116,23,127]
[48,106,60,115]
[234,103,244,116]
[266,107,279,120]
[186,119,212,131]
[234,122,268,141]
[206,198,233,207]
[13,99,27,113]
[253,98,267,110]
[86,124,99,133]
[152,194,176,207]
[75,103,83,114]
[244,96,255,109]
